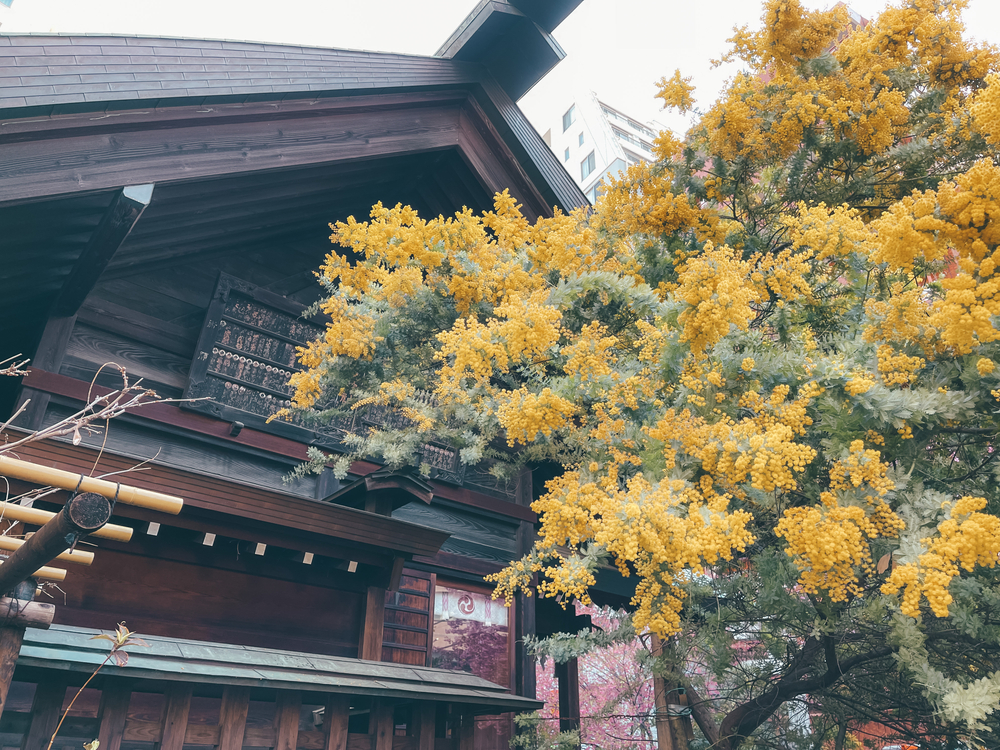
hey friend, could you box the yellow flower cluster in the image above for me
[676,243,762,357]
[883,496,1000,617]
[876,345,925,387]
[977,358,996,376]
[655,70,696,113]
[562,322,619,381]
[829,440,895,500]
[496,387,577,446]
[783,203,876,261]
[777,504,878,601]
[845,371,877,396]
[971,73,1000,146]
[512,472,754,636]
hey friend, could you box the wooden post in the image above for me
[514,520,537,700]
[22,679,67,750]
[414,703,435,750]
[651,633,692,750]
[0,626,23,719]
[555,658,580,736]
[159,684,193,750]
[274,691,301,750]
[458,712,475,750]
[371,700,394,750]
[0,492,111,596]
[359,586,386,661]
[97,679,133,750]
[217,686,250,750]
[322,695,349,750]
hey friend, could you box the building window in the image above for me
[432,584,511,687]
[588,184,600,203]
[562,104,576,132]
[578,132,584,146]
[564,147,570,161]
[581,150,596,180]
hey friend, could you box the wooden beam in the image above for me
[22,679,67,750]
[0,597,54,629]
[51,185,154,317]
[555,658,581,738]
[274,692,301,750]
[217,686,251,750]
[14,315,76,430]
[359,586,386,661]
[159,684,193,750]
[0,626,24,718]
[414,703,435,750]
[0,491,111,596]
[323,695,350,750]
[97,680,133,750]
[387,557,405,593]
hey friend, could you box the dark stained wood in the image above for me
[515,520,537,699]
[360,585,387,662]
[22,679,67,750]
[415,703,435,750]
[158,684,192,750]
[387,557,405,593]
[11,435,448,558]
[555,658,580,736]
[0,105,464,204]
[0,626,24,717]
[21,368,535,523]
[371,701,393,750]
[323,695,350,750]
[458,714,475,750]
[53,185,154,317]
[97,680,133,750]
[15,315,76,430]
[63,323,191,390]
[274,691,301,750]
[217,686,250,750]
[77,298,198,358]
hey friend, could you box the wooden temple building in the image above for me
[0,2,636,749]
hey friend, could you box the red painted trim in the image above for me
[22,368,536,523]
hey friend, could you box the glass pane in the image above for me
[432,586,509,687]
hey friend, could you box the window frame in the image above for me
[581,150,596,180]
[562,104,576,132]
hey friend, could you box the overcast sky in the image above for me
[3,0,999,136]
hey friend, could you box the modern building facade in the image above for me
[540,90,658,204]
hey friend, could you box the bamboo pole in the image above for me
[0,563,64,582]
[0,537,93,565]
[0,502,132,542]
[0,455,183,515]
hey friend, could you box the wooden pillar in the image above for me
[651,634,693,750]
[322,695,349,750]
[217,686,250,750]
[0,626,24,719]
[97,679,133,750]
[359,586,386,661]
[274,692,301,750]
[458,712,475,750]
[159,685,193,750]
[14,315,76,430]
[514,521,537,699]
[22,678,66,750]
[413,703,435,750]
[555,658,580,735]
[370,700,393,750]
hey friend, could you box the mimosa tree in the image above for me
[280,1,1000,746]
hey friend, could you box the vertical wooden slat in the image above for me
[555,658,580,736]
[414,703,435,750]
[457,713,474,750]
[97,680,133,750]
[372,700,393,750]
[217,686,250,750]
[360,586,386,661]
[22,679,66,750]
[322,695,349,750]
[425,574,436,668]
[0,626,25,718]
[274,691,301,750]
[159,684,193,750]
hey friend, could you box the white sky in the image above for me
[3,0,1000,137]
